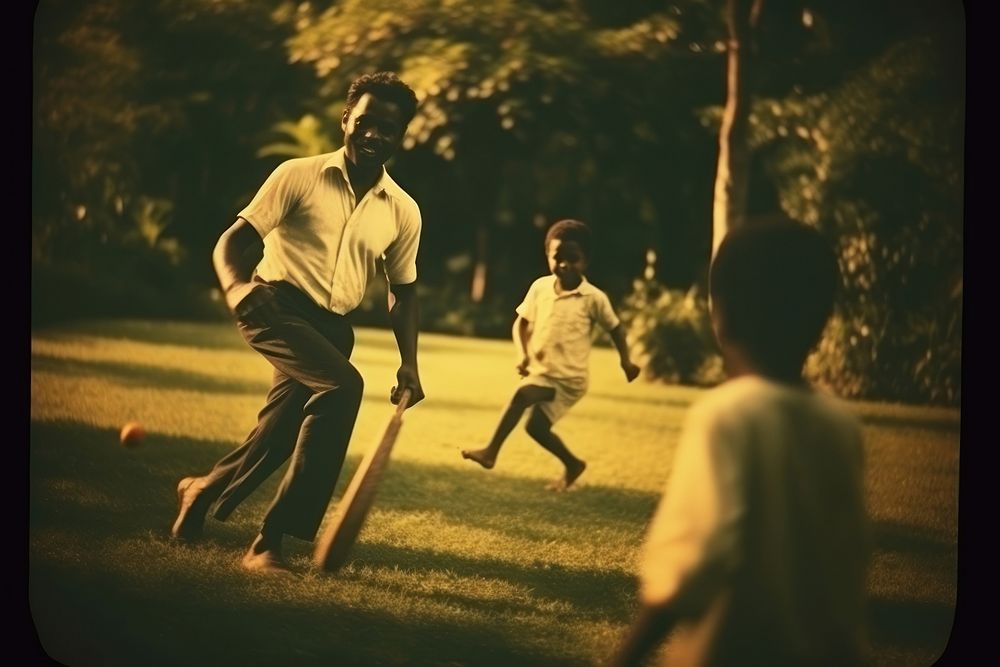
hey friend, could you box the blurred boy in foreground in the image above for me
[610,219,871,666]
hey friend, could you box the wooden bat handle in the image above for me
[394,387,413,414]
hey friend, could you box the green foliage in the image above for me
[33,1,163,275]
[749,30,963,405]
[418,283,515,339]
[284,0,723,301]
[33,0,315,319]
[618,256,724,387]
[31,1,963,405]
[257,113,338,159]
[285,0,687,151]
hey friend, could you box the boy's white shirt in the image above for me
[515,275,619,383]
[639,375,869,664]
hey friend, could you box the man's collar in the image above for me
[321,146,400,199]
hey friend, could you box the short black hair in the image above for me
[709,217,839,371]
[345,71,418,127]
[544,219,592,258]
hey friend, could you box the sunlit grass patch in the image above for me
[30,319,959,666]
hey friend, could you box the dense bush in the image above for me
[757,31,963,406]
[345,279,515,340]
[32,258,225,329]
[618,272,724,388]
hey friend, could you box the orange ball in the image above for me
[120,422,146,448]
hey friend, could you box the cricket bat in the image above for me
[314,388,412,572]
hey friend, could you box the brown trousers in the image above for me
[201,279,362,541]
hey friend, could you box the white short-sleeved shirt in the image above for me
[639,375,869,666]
[237,147,421,315]
[515,275,620,383]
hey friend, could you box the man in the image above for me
[171,71,425,574]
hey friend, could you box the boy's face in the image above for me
[341,92,406,170]
[547,239,587,290]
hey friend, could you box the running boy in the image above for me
[461,219,641,490]
[609,218,871,666]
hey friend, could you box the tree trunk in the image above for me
[471,224,488,303]
[711,0,762,260]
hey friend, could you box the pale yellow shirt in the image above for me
[639,375,870,666]
[238,148,421,314]
[515,275,620,383]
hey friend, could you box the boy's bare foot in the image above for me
[461,448,496,469]
[547,459,587,492]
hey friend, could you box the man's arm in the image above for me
[213,218,264,313]
[606,601,676,667]
[513,316,532,377]
[388,281,424,407]
[609,324,641,382]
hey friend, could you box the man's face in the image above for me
[547,239,588,290]
[341,92,406,170]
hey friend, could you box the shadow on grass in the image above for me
[342,541,638,621]
[869,596,955,655]
[30,353,476,411]
[30,420,660,549]
[31,558,584,667]
[373,461,660,536]
[873,519,957,556]
[30,420,630,666]
[31,418,958,666]
[33,318,246,351]
[33,319,509,361]
[857,412,960,434]
[31,354,270,396]
[866,519,957,661]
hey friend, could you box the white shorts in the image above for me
[521,374,587,425]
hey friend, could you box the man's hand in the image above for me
[516,355,531,377]
[225,280,257,315]
[392,364,424,408]
[213,219,264,315]
[622,360,641,383]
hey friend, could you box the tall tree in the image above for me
[711,0,762,258]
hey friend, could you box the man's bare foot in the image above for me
[461,448,496,469]
[241,547,293,575]
[171,476,210,541]
[547,459,587,492]
[240,532,292,575]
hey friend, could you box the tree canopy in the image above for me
[32,0,964,404]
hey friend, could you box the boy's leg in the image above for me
[462,385,556,469]
[525,407,586,491]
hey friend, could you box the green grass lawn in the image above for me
[30,319,959,666]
